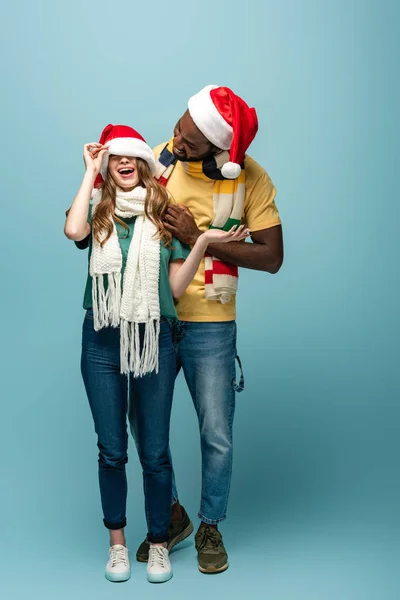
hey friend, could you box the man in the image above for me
[135,85,283,574]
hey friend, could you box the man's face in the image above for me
[172,110,218,162]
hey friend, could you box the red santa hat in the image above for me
[95,124,156,185]
[188,85,259,179]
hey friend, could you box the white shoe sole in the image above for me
[147,570,173,584]
[105,570,131,582]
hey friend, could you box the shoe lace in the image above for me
[199,527,222,552]
[110,546,128,567]
[149,545,167,569]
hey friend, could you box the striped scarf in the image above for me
[155,139,245,304]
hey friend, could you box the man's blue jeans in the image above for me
[131,320,244,525]
[81,310,176,543]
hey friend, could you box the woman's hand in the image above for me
[169,224,250,299]
[83,143,108,175]
[200,224,250,245]
[64,144,106,241]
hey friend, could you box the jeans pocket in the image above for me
[232,355,245,393]
[85,309,94,320]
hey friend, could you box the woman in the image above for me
[64,124,249,584]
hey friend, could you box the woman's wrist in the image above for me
[195,233,209,253]
[84,168,98,183]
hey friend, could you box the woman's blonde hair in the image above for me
[92,157,172,248]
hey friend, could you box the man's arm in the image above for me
[207,225,283,273]
[164,205,283,274]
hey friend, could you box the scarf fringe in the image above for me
[120,318,160,377]
[92,273,121,331]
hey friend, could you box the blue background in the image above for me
[1,1,399,598]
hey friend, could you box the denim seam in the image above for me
[103,517,127,530]
[147,533,169,543]
[197,513,227,525]
[220,358,236,519]
[122,387,129,523]
[143,470,152,541]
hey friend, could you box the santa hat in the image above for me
[188,85,258,179]
[95,124,156,186]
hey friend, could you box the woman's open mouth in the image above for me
[118,167,135,179]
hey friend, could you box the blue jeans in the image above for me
[130,320,244,525]
[81,310,176,543]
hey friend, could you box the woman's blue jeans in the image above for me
[81,310,176,543]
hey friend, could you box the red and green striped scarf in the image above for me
[155,139,245,304]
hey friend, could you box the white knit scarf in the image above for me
[90,186,161,377]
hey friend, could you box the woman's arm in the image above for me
[169,226,249,298]
[64,143,107,241]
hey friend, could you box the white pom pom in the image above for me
[221,161,241,179]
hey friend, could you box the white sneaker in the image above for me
[105,544,131,582]
[146,544,173,583]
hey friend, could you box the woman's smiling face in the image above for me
[108,155,139,190]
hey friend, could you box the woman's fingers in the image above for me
[205,224,250,245]
[236,225,250,238]
[84,143,107,159]
[224,224,250,241]
[92,145,107,156]
[214,227,235,241]
[85,142,104,150]
[228,224,245,237]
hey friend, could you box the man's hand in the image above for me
[164,204,202,246]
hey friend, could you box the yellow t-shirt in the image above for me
[154,143,281,322]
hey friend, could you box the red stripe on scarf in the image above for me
[212,260,239,277]
[205,269,214,284]
[158,176,168,187]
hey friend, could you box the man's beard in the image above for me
[173,149,216,163]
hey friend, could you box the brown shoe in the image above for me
[136,505,193,562]
[195,526,228,574]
